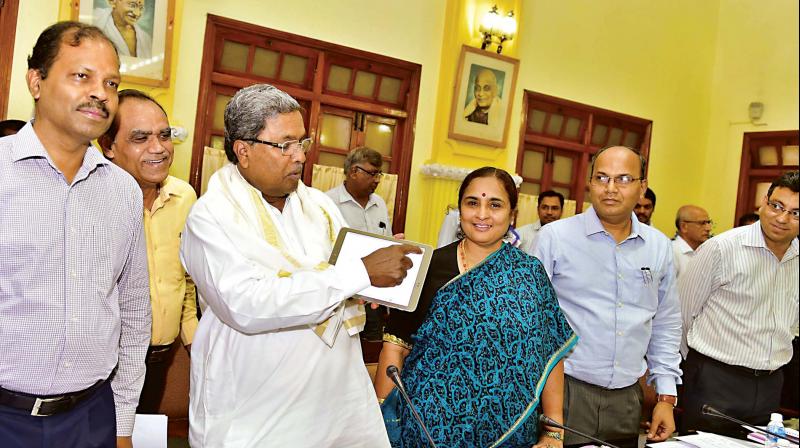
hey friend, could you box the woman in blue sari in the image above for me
[375,167,577,448]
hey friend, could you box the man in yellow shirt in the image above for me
[99,89,198,412]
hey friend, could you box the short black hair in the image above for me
[644,187,656,207]
[28,21,118,80]
[737,212,759,227]
[767,171,799,199]
[590,145,647,180]
[0,119,26,137]
[538,190,564,207]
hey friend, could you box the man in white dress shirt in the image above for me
[326,147,391,341]
[180,84,419,447]
[679,171,799,436]
[671,205,712,278]
[518,190,564,254]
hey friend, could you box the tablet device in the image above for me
[328,227,432,312]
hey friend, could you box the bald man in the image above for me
[672,205,712,277]
[464,68,501,125]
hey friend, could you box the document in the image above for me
[329,228,432,312]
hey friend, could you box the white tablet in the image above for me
[328,228,432,312]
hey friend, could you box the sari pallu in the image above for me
[386,243,577,448]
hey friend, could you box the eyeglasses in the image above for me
[683,220,714,226]
[591,174,644,185]
[355,166,383,179]
[766,201,800,220]
[242,137,312,156]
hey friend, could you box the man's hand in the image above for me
[362,244,421,287]
[646,401,676,441]
[117,436,133,448]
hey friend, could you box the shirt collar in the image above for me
[583,206,644,241]
[674,235,694,254]
[11,121,109,171]
[743,221,800,261]
[337,183,376,209]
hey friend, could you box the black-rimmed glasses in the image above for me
[355,166,383,179]
[242,137,312,156]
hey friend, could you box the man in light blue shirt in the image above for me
[535,146,681,448]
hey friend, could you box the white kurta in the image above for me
[181,173,389,447]
[93,8,153,59]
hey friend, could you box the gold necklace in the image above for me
[459,239,470,272]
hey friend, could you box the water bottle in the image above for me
[764,412,785,447]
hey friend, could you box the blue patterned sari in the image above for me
[384,243,576,448]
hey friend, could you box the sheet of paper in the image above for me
[132,414,168,448]
[646,442,690,448]
[674,432,761,448]
[334,231,426,307]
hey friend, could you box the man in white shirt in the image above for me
[518,190,564,254]
[326,147,391,341]
[671,205,712,278]
[635,187,657,225]
[180,84,419,447]
[679,171,799,437]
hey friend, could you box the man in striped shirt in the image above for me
[679,171,799,436]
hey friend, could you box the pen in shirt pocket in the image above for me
[640,267,653,284]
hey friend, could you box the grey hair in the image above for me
[590,145,647,179]
[223,84,302,164]
[344,147,383,174]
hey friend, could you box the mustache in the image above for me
[77,101,109,118]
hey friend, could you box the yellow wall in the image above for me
[6,0,798,243]
[701,0,800,229]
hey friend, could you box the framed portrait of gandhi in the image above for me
[72,0,175,87]
[448,45,519,147]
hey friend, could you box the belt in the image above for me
[0,379,107,417]
[690,348,777,377]
[146,344,175,363]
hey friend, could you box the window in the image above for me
[516,91,652,212]
[734,130,799,225]
[190,15,421,233]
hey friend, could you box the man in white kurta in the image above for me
[94,6,153,59]
[180,84,416,447]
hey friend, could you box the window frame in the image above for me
[516,90,652,212]
[190,15,421,233]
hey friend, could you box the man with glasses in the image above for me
[98,89,198,414]
[671,205,713,278]
[180,84,418,447]
[535,146,681,448]
[679,171,799,437]
[326,147,391,342]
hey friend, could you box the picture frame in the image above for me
[448,45,520,147]
[72,0,175,87]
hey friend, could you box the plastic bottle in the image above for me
[764,412,786,448]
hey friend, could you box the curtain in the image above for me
[311,164,398,223]
[201,146,229,195]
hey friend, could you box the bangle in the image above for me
[542,430,563,441]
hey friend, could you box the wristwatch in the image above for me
[657,394,678,407]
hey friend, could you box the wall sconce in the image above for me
[478,5,517,54]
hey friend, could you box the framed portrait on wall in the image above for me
[448,45,519,147]
[72,0,175,87]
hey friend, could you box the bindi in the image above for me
[481,193,486,197]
